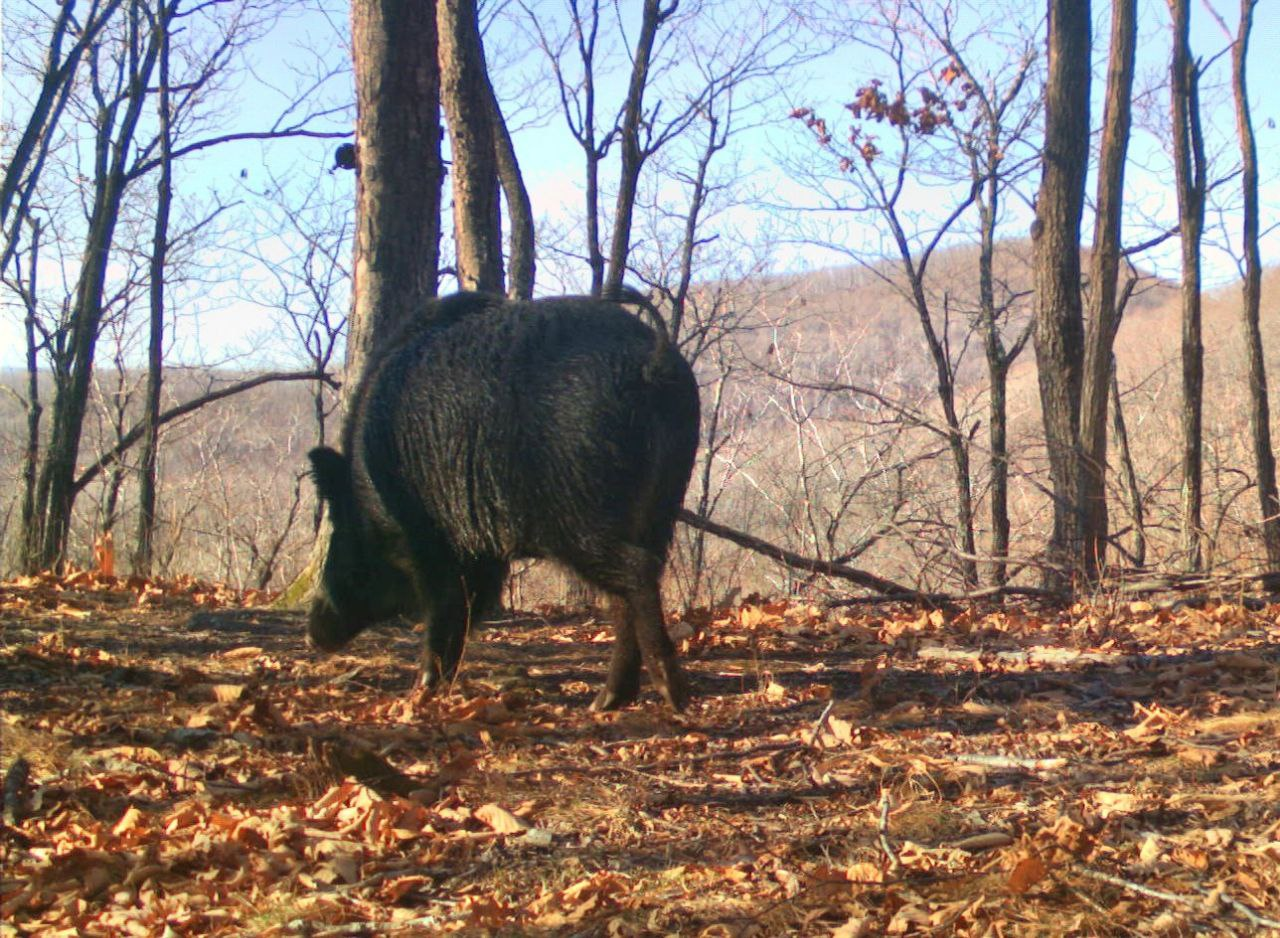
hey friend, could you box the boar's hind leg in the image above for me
[592,597,641,711]
[418,559,506,692]
[580,544,688,712]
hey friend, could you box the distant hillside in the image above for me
[1,247,1276,593]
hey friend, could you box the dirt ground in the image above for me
[1,573,1278,936]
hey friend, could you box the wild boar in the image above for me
[307,291,699,710]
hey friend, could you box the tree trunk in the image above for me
[485,82,535,300]
[1079,0,1136,579]
[282,0,445,608]
[1168,0,1206,572]
[19,221,44,569]
[1227,0,1279,584]
[1032,0,1091,589]
[976,164,1012,587]
[438,0,503,294]
[603,0,672,296]
[134,0,174,576]
[345,0,443,389]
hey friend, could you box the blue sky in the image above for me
[2,0,1278,370]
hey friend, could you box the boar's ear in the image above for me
[308,447,352,508]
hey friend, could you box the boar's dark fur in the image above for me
[307,291,700,710]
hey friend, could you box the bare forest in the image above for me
[3,0,1279,935]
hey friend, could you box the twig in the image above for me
[1211,890,1280,932]
[943,754,1069,773]
[1074,865,1280,931]
[877,788,901,876]
[808,700,835,747]
[1074,865,1199,906]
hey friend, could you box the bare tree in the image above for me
[922,4,1041,586]
[243,172,351,528]
[1031,0,1091,588]
[1205,0,1277,585]
[1,0,125,261]
[133,0,175,575]
[32,0,164,570]
[1078,0,1137,576]
[520,0,612,294]
[1167,0,1207,572]
[792,47,987,587]
[10,0,349,571]
[602,0,678,296]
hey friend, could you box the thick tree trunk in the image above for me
[438,0,503,294]
[1079,0,1136,579]
[1168,0,1206,572]
[283,0,445,608]
[345,0,443,389]
[1032,0,1091,588]
[1227,0,1279,584]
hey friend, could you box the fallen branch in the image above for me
[72,369,335,496]
[915,646,1121,668]
[677,509,919,599]
[1073,865,1280,931]
[943,753,1069,773]
[827,584,1066,607]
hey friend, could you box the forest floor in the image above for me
[1,572,1278,937]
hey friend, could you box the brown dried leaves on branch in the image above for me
[1,577,1277,935]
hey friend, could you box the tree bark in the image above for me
[1079,0,1136,578]
[1032,0,1091,588]
[283,0,445,606]
[1225,0,1279,584]
[485,82,535,300]
[1168,0,1206,572]
[344,0,444,394]
[438,0,504,294]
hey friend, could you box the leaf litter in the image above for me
[1,575,1277,936]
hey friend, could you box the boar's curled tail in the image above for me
[603,285,675,382]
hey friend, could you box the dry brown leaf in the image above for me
[1007,854,1048,894]
[474,803,531,834]
[221,646,263,660]
[112,805,145,836]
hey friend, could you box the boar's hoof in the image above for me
[650,660,689,712]
[590,684,640,712]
